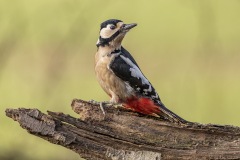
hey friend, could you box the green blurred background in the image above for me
[0,0,240,159]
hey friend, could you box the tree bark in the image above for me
[5,99,240,160]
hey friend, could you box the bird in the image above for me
[95,19,187,123]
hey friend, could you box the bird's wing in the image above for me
[109,48,188,123]
[109,48,161,103]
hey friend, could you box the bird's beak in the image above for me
[121,23,137,32]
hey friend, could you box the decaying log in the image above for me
[5,99,240,160]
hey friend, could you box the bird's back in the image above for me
[110,46,162,104]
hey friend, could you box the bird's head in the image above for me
[96,19,137,48]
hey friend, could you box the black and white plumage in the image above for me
[95,19,187,123]
[109,47,161,104]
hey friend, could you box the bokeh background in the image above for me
[1,0,240,159]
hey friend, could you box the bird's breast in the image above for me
[95,52,134,101]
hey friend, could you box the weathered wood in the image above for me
[5,99,240,160]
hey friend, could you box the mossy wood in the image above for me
[5,99,240,160]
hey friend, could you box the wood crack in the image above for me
[5,99,240,160]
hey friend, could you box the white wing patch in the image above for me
[120,55,152,93]
[143,86,152,92]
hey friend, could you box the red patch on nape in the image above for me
[124,97,160,115]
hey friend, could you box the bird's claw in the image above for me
[113,103,123,108]
[99,102,106,115]
[88,100,123,115]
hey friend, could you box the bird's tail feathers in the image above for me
[157,102,188,124]
[124,97,188,124]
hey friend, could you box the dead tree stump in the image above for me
[5,99,240,160]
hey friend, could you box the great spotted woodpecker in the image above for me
[95,19,187,123]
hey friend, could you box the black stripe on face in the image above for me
[97,30,121,47]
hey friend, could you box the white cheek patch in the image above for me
[100,24,118,38]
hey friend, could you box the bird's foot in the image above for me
[88,100,123,115]
[88,100,108,115]
[112,103,123,108]
[99,102,106,115]
[97,101,122,107]
[98,101,120,116]
[102,101,114,107]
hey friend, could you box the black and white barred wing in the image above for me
[109,50,161,104]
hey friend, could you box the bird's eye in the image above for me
[110,25,116,30]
